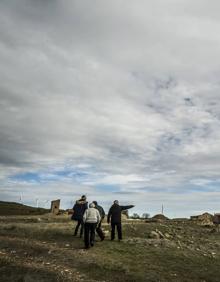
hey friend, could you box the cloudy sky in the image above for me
[1,0,220,217]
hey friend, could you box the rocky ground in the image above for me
[0,215,219,281]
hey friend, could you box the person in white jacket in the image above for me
[83,203,101,249]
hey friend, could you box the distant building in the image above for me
[50,199,60,215]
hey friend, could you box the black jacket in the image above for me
[95,205,105,220]
[107,204,134,224]
[71,199,88,221]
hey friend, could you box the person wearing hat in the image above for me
[71,195,88,237]
[83,202,101,249]
[107,200,134,241]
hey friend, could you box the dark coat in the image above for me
[71,199,88,221]
[95,205,105,220]
[107,204,134,224]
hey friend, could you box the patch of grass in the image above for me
[0,216,220,281]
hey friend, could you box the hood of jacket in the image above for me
[76,199,87,205]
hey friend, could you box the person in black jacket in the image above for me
[93,201,105,241]
[71,195,88,237]
[107,200,134,241]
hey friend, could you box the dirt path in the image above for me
[0,235,103,282]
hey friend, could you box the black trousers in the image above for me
[111,222,122,240]
[74,219,84,237]
[84,222,97,248]
[96,221,105,240]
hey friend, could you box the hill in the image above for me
[0,201,50,215]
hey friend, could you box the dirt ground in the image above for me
[0,215,219,282]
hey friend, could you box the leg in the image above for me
[74,220,81,236]
[80,220,84,238]
[84,223,90,249]
[90,223,97,246]
[111,223,116,240]
[117,223,122,240]
[96,221,105,241]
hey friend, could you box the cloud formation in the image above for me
[1,0,220,217]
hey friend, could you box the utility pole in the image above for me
[19,193,23,204]
[162,204,164,215]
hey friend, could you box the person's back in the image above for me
[107,200,134,241]
[72,195,88,237]
[83,203,101,249]
[108,203,122,223]
[72,198,88,220]
[83,207,101,223]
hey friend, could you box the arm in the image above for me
[120,205,134,211]
[101,207,105,219]
[72,203,76,212]
[83,210,87,223]
[96,210,101,223]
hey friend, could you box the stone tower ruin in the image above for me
[50,199,60,215]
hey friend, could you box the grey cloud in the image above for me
[1,1,220,216]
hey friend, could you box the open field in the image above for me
[0,214,220,282]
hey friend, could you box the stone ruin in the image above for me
[198,213,214,226]
[213,213,220,224]
[122,210,129,221]
[50,199,60,215]
[191,212,214,226]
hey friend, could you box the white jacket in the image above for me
[83,207,101,223]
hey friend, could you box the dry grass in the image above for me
[0,215,220,281]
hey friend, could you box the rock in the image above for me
[156,229,165,239]
[164,232,171,239]
[149,231,160,239]
[193,212,214,226]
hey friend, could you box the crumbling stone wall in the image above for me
[50,199,60,215]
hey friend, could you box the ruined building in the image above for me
[50,199,60,215]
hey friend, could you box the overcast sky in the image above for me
[0,0,220,217]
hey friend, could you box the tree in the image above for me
[131,213,140,219]
[142,213,150,219]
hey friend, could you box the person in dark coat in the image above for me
[93,201,105,241]
[71,195,88,237]
[107,200,134,241]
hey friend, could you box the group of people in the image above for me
[71,195,134,249]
